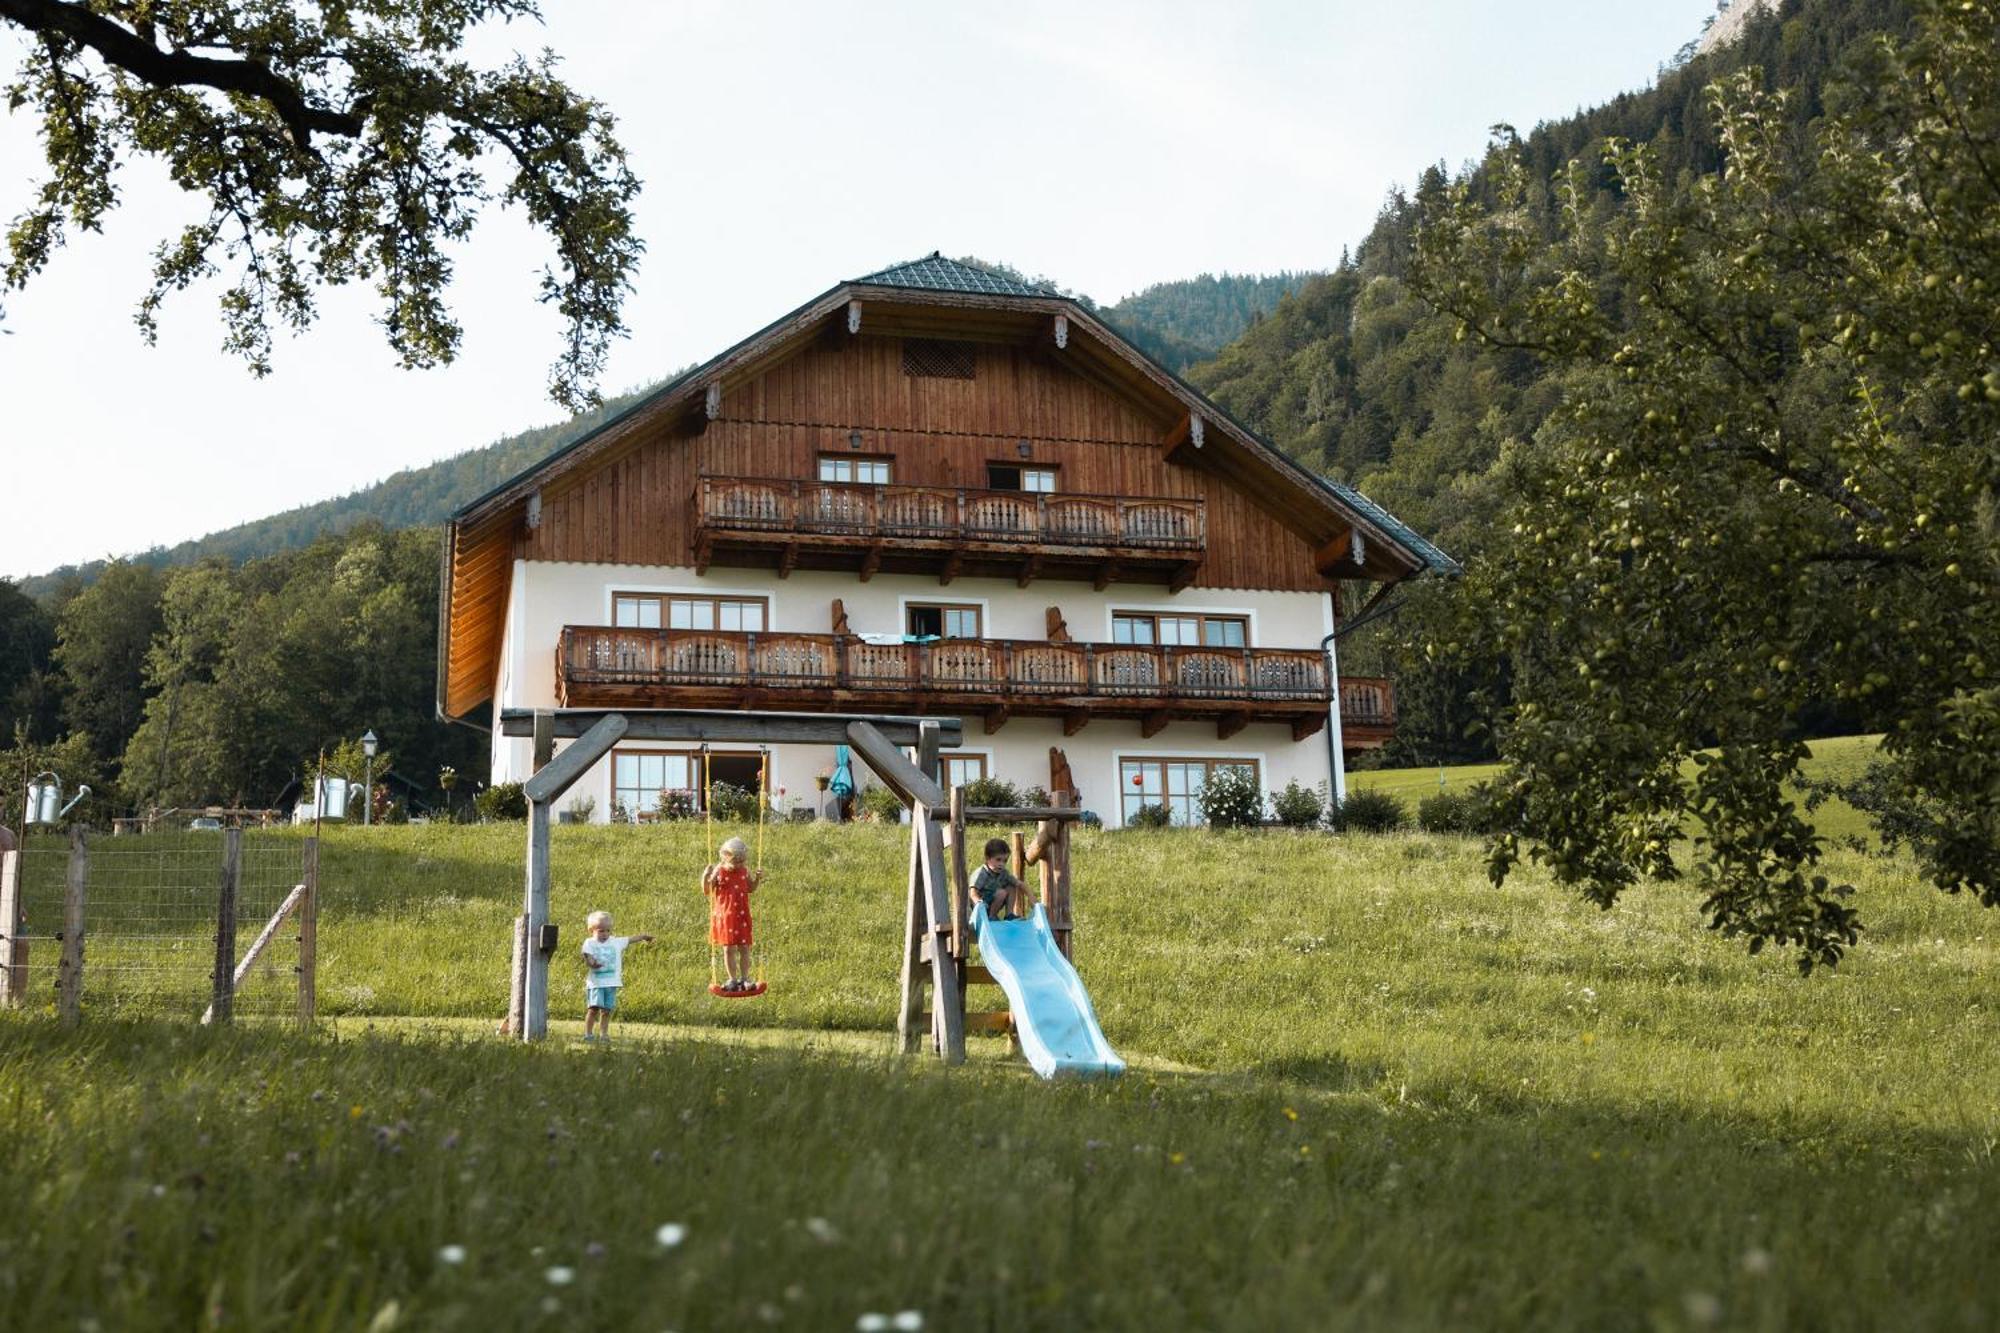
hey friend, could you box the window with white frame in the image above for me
[818,455,892,485]
[614,593,767,632]
[1112,611,1248,648]
[1120,756,1259,827]
[942,754,988,790]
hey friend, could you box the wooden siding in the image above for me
[522,337,1334,591]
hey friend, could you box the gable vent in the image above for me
[901,338,976,380]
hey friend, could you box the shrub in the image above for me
[473,782,527,822]
[566,794,597,823]
[859,784,906,824]
[1021,785,1053,808]
[1417,790,1485,835]
[609,799,633,825]
[960,775,1021,808]
[1127,802,1171,830]
[1270,779,1326,829]
[706,781,761,823]
[655,789,697,822]
[1198,765,1265,829]
[1335,788,1406,834]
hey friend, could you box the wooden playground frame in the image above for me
[499,706,1079,1063]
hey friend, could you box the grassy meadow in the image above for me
[3,739,1996,1329]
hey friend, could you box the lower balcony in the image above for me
[556,626,1397,746]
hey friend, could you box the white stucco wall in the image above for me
[492,561,1340,826]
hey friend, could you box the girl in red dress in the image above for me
[702,835,763,992]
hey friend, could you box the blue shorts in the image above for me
[586,986,618,1011]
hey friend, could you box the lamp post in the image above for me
[361,730,379,826]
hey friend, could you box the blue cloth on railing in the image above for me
[830,745,855,799]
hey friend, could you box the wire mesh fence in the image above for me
[1,827,316,1025]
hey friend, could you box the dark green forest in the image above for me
[0,0,1932,817]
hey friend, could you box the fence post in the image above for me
[0,849,23,1007]
[211,828,241,1025]
[298,835,319,1030]
[57,829,86,1026]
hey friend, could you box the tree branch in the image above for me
[0,0,362,146]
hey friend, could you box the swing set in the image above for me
[500,706,1114,1075]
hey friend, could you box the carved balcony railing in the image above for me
[557,626,1398,744]
[690,476,1207,586]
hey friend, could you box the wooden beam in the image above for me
[522,802,551,1041]
[1141,709,1172,739]
[1315,531,1354,573]
[1093,560,1120,591]
[1016,553,1041,588]
[860,544,883,582]
[896,820,925,1054]
[694,535,713,575]
[967,805,1090,824]
[57,830,85,1028]
[1168,560,1201,594]
[1217,711,1250,740]
[501,709,959,748]
[1292,713,1328,742]
[524,714,630,804]
[940,549,963,586]
[532,709,555,773]
[778,542,799,579]
[915,806,966,1063]
[1063,712,1089,737]
[846,720,945,811]
[0,850,23,1007]
[983,706,1011,735]
[1161,413,1192,461]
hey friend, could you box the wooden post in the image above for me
[896,825,925,1055]
[298,836,318,1029]
[1009,830,1027,892]
[57,829,86,1027]
[1050,794,1074,959]
[915,807,965,1064]
[211,828,241,1025]
[0,849,23,1008]
[523,801,551,1041]
[504,914,528,1036]
[947,784,968,961]
[204,882,305,1025]
[532,709,556,774]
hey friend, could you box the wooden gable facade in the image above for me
[441,260,1449,720]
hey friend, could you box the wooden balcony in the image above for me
[691,476,1206,588]
[556,626,1397,747]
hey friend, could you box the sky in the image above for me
[0,0,1722,580]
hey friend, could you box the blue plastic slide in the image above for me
[972,902,1125,1080]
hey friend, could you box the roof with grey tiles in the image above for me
[852,253,1053,297]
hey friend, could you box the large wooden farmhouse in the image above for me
[438,256,1454,826]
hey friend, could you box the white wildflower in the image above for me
[544,1266,575,1286]
[856,1315,889,1332]
[892,1313,924,1331]
[655,1222,688,1248]
[1741,1247,1773,1276]
[436,1244,467,1265]
[804,1217,840,1244]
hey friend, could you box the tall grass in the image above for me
[2,793,1994,1329]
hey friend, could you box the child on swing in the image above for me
[703,835,763,992]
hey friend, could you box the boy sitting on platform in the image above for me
[970,838,1028,923]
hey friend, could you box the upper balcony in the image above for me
[691,476,1206,588]
[556,625,1397,747]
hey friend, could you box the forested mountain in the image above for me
[1185,0,1913,759]
[16,384,666,601]
[1099,272,1321,373]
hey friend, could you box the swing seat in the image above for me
[708,981,768,999]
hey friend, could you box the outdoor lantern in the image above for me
[361,729,379,760]
[361,729,379,827]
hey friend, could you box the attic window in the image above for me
[902,338,976,380]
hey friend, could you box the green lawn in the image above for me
[1352,734,1886,844]
[3,768,1995,1329]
